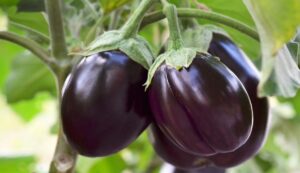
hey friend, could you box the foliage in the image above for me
[0,0,300,173]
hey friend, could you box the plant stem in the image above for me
[161,1,184,50]
[45,0,77,172]
[0,31,54,66]
[45,0,68,60]
[9,21,50,44]
[49,74,77,173]
[141,8,259,41]
[121,0,158,38]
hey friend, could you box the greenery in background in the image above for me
[0,0,299,173]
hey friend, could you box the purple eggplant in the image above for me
[149,124,210,169]
[207,33,269,167]
[61,51,151,157]
[148,54,253,156]
[173,167,226,173]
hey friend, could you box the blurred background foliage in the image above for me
[0,0,299,172]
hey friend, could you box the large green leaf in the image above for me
[99,0,132,14]
[0,40,23,90]
[243,0,300,97]
[4,52,56,103]
[197,0,260,59]
[11,92,52,122]
[7,8,49,37]
[17,0,45,12]
[76,155,126,173]
[0,0,19,7]
[0,156,36,173]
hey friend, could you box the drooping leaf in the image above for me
[243,0,300,97]
[17,0,45,12]
[8,8,49,37]
[76,155,126,173]
[0,0,19,7]
[99,0,132,14]
[0,156,36,173]
[4,52,56,103]
[243,0,300,55]
[0,40,24,91]
[11,92,52,122]
[258,45,300,97]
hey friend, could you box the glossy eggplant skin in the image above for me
[173,167,226,173]
[61,51,151,157]
[150,125,210,169]
[148,54,253,156]
[207,34,269,167]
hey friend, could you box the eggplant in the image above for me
[61,51,151,157]
[173,167,225,173]
[207,33,269,167]
[149,124,210,169]
[148,54,253,156]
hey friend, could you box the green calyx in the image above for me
[72,30,154,70]
[69,0,157,70]
[145,47,197,89]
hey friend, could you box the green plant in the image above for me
[0,0,299,173]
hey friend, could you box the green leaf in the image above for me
[99,0,132,14]
[243,0,300,97]
[7,8,49,37]
[258,46,300,97]
[76,155,126,173]
[145,48,196,88]
[119,36,154,69]
[198,0,259,59]
[0,40,24,90]
[17,0,45,12]
[0,156,36,173]
[11,92,52,122]
[182,25,227,53]
[79,30,154,70]
[243,0,300,54]
[4,52,56,103]
[0,0,19,7]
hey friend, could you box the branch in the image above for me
[0,31,54,65]
[141,8,259,41]
[45,0,68,60]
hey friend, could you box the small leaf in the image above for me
[165,48,197,69]
[182,25,227,53]
[99,0,132,14]
[0,0,19,7]
[243,0,300,97]
[8,8,49,37]
[145,48,197,89]
[119,36,154,69]
[4,52,56,103]
[17,0,45,12]
[258,45,300,97]
[243,0,300,54]
[144,54,167,89]
[0,156,36,173]
[78,30,123,56]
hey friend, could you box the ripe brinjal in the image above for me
[173,167,226,173]
[61,51,151,157]
[148,54,253,156]
[207,33,269,167]
[149,125,210,169]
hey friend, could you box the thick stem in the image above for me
[141,8,259,41]
[161,2,184,50]
[45,0,77,172]
[0,31,54,66]
[45,0,68,60]
[49,72,77,173]
[121,0,157,38]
